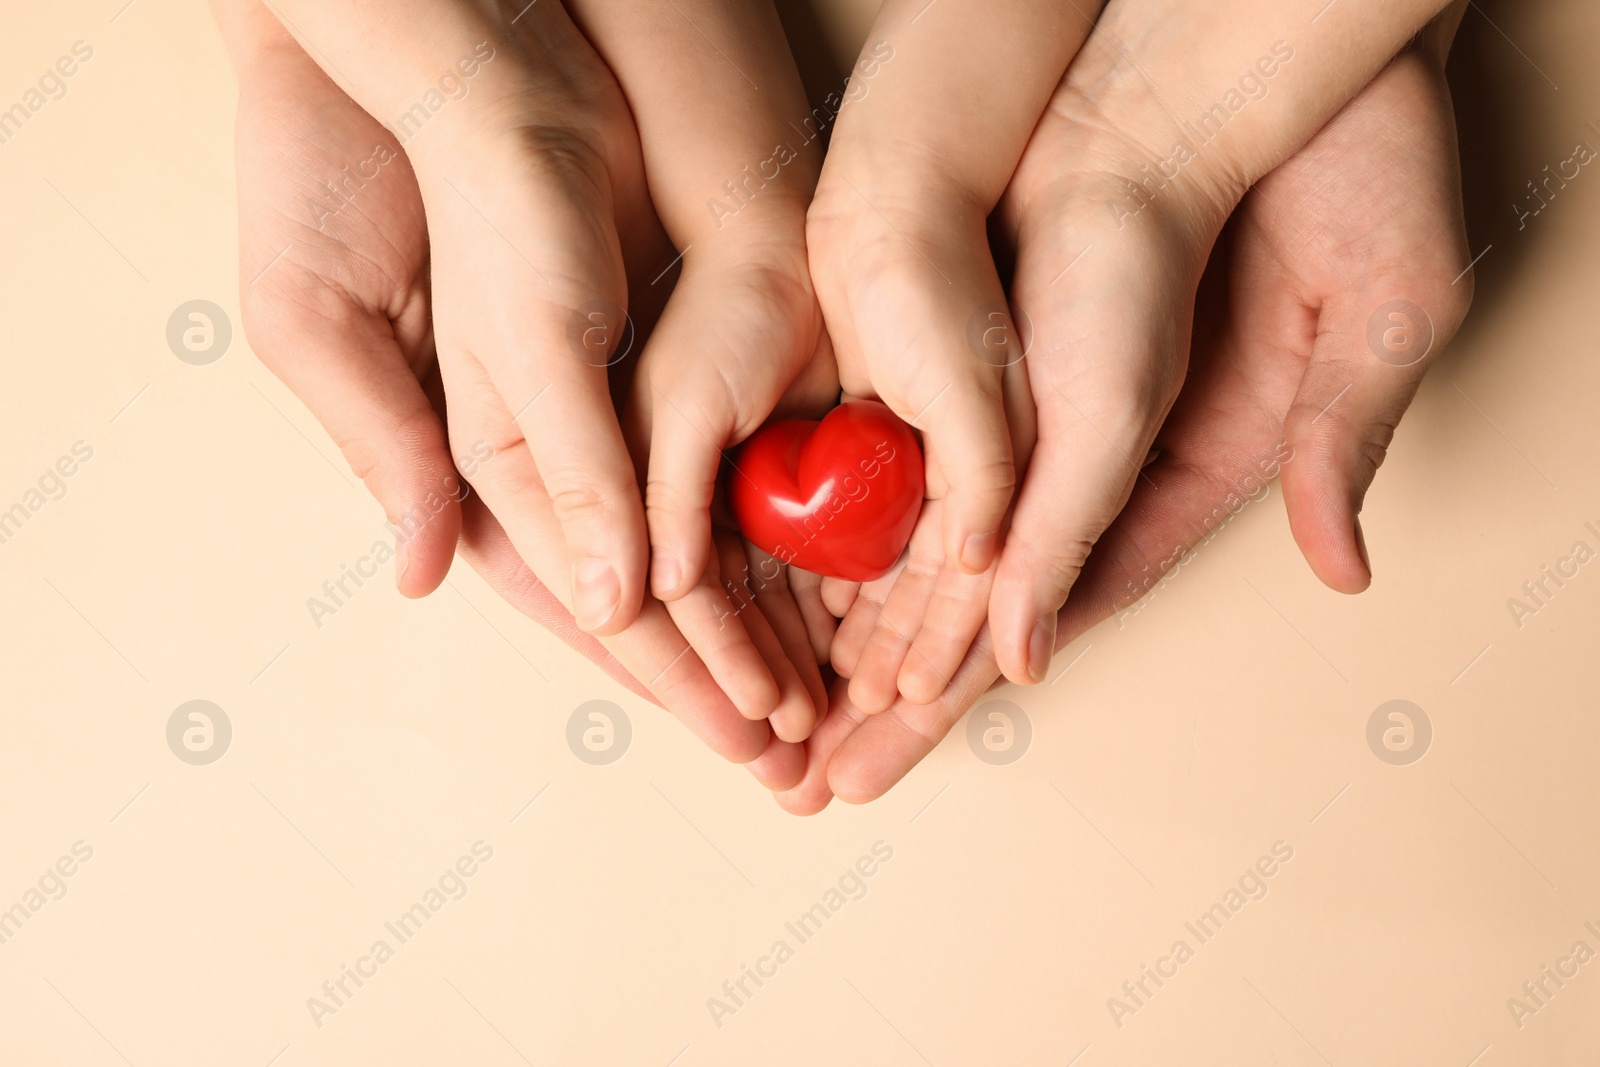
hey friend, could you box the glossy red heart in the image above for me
[730,401,924,582]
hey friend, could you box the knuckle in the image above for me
[960,456,1018,510]
[644,473,713,521]
[379,405,449,476]
[506,125,614,204]
[1358,431,1393,481]
[545,477,615,527]
[654,386,732,452]
[1035,537,1097,597]
[804,185,856,264]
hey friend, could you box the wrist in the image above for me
[210,0,307,78]
[694,221,814,301]
[1038,0,1458,233]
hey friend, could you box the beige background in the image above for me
[2,1,1598,1064]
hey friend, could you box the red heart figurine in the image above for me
[730,401,924,582]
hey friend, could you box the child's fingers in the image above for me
[741,544,830,720]
[662,545,782,721]
[641,386,725,600]
[847,538,941,714]
[714,534,818,743]
[820,251,1020,579]
[783,565,837,665]
[571,0,826,612]
[453,488,775,765]
[819,577,860,619]
[898,560,994,706]
[628,256,824,601]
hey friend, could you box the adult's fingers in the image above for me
[784,565,837,666]
[479,287,646,638]
[739,542,830,725]
[454,491,656,704]
[448,368,773,764]
[711,533,819,743]
[377,0,657,639]
[745,734,806,793]
[456,482,776,764]
[1055,449,1288,649]
[659,532,783,722]
[229,25,457,599]
[1276,47,1473,593]
[1279,277,1471,594]
[828,627,1005,805]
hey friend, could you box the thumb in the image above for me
[1280,289,1466,593]
[244,286,462,597]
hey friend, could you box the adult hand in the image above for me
[212,0,804,784]
[254,0,671,639]
[778,15,1473,812]
[980,0,1459,688]
[1060,8,1473,643]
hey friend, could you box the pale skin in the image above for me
[216,0,1473,811]
[209,0,833,784]
[228,0,841,739]
[816,0,1465,717]
[781,3,1473,813]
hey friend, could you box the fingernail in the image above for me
[1027,614,1055,684]
[651,553,682,597]
[573,558,621,631]
[960,531,998,572]
[1354,518,1371,576]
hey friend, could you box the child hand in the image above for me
[805,0,1095,711]
[566,0,838,737]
